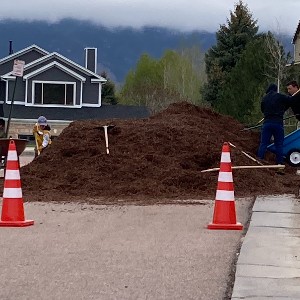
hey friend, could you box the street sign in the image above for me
[12,59,25,77]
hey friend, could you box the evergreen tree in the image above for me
[203,0,258,105]
[217,35,272,124]
[100,71,118,105]
[217,31,292,124]
[286,64,300,85]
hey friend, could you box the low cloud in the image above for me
[0,0,298,34]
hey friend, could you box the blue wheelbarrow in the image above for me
[267,129,300,167]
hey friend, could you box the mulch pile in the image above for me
[19,101,300,204]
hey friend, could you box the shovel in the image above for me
[241,118,264,131]
[228,142,264,165]
[241,114,300,131]
[94,125,115,154]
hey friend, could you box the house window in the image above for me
[34,82,75,105]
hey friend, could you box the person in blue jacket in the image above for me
[257,83,291,165]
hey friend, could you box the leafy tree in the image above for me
[120,53,183,112]
[120,48,206,113]
[100,71,118,105]
[203,0,258,106]
[161,49,204,105]
[120,54,163,106]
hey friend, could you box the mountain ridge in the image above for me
[0,19,293,83]
[0,19,216,83]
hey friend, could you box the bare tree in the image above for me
[263,23,291,91]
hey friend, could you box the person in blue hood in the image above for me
[257,83,291,165]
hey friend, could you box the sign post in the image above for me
[6,60,25,137]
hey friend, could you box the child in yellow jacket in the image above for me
[33,116,52,157]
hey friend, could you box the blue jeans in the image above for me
[257,121,284,164]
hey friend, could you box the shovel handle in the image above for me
[103,126,109,155]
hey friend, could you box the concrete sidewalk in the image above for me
[231,194,300,299]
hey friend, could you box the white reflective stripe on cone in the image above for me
[216,190,234,201]
[5,170,20,180]
[221,152,231,163]
[3,188,23,198]
[7,150,18,161]
[218,171,233,182]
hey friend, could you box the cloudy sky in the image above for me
[0,0,299,35]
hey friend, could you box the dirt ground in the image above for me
[16,101,300,205]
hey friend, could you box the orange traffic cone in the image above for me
[207,142,243,230]
[0,140,34,227]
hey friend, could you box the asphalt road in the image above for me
[0,199,253,300]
